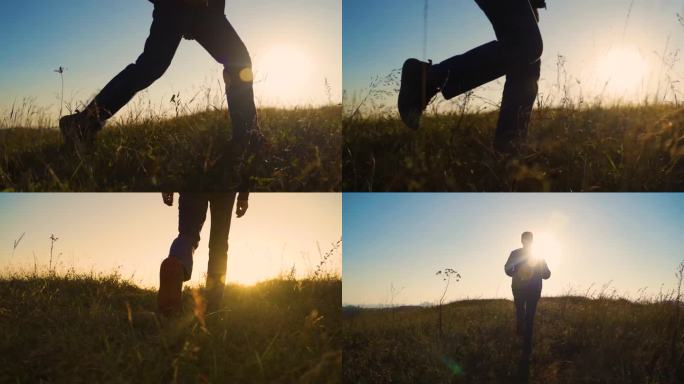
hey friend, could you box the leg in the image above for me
[438,0,542,100]
[205,193,236,311]
[169,193,209,281]
[193,12,256,146]
[206,193,236,279]
[494,59,541,151]
[59,6,182,148]
[513,288,526,337]
[88,6,183,121]
[159,193,208,316]
[522,292,540,356]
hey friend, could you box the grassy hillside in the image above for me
[343,105,684,191]
[0,106,341,191]
[343,297,684,383]
[0,272,341,383]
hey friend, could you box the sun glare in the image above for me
[532,231,562,268]
[594,46,649,96]
[255,44,313,106]
[229,263,264,286]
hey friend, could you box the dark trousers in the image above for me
[437,0,542,146]
[169,193,236,281]
[512,283,541,356]
[89,3,256,144]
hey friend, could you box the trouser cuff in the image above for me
[169,236,196,281]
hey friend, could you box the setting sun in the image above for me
[0,194,341,288]
[255,44,314,106]
[532,231,562,268]
[594,46,649,96]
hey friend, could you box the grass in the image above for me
[343,104,684,191]
[343,296,684,383]
[0,271,341,383]
[0,106,341,191]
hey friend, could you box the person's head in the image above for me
[521,231,534,247]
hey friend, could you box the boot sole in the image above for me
[158,257,185,317]
[398,59,428,130]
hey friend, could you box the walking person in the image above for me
[504,231,551,359]
[157,192,248,317]
[59,0,262,183]
[398,0,546,153]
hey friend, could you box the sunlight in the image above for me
[593,45,649,96]
[229,256,270,286]
[531,231,562,268]
[255,44,313,106]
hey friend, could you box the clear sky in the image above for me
[0,0,341,121]
[344,0,684,112]
[0,193,341,287]
[343,193,684,306]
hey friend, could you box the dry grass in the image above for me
[0,271,341,383]
[343,104,684,191]
[344,294,684,383]
[0,105,341,191]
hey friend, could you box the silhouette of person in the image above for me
[157,192,248,317]
[398,0,546,153]
[59,0,261,170]
[504,231,550,358]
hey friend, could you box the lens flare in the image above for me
[531,231,562,268]
[441,356,464,376]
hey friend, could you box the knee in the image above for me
[222,43,253,86]
[530,60,541,80]
[228,40,252,70]
[508,60,541,87]
[223,61,254,90]
[170,234,199,258]
[508,32,543,68]
[523,33,543,65]
[143,62,169,83]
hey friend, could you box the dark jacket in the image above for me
[504,247,551,292]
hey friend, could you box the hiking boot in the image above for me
[59,111,102,151]
[398,58,440,130]
[158,257,185,317]
[205,274,226,313]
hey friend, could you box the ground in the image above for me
[0,273,341,383]
[343,105,684,191]
[343,297,684,383]
[0,106,341,192]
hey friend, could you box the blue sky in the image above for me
[344,0,684,112]
[0,0,341,121]
[343,193,684,305]
[0,193,341,287]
